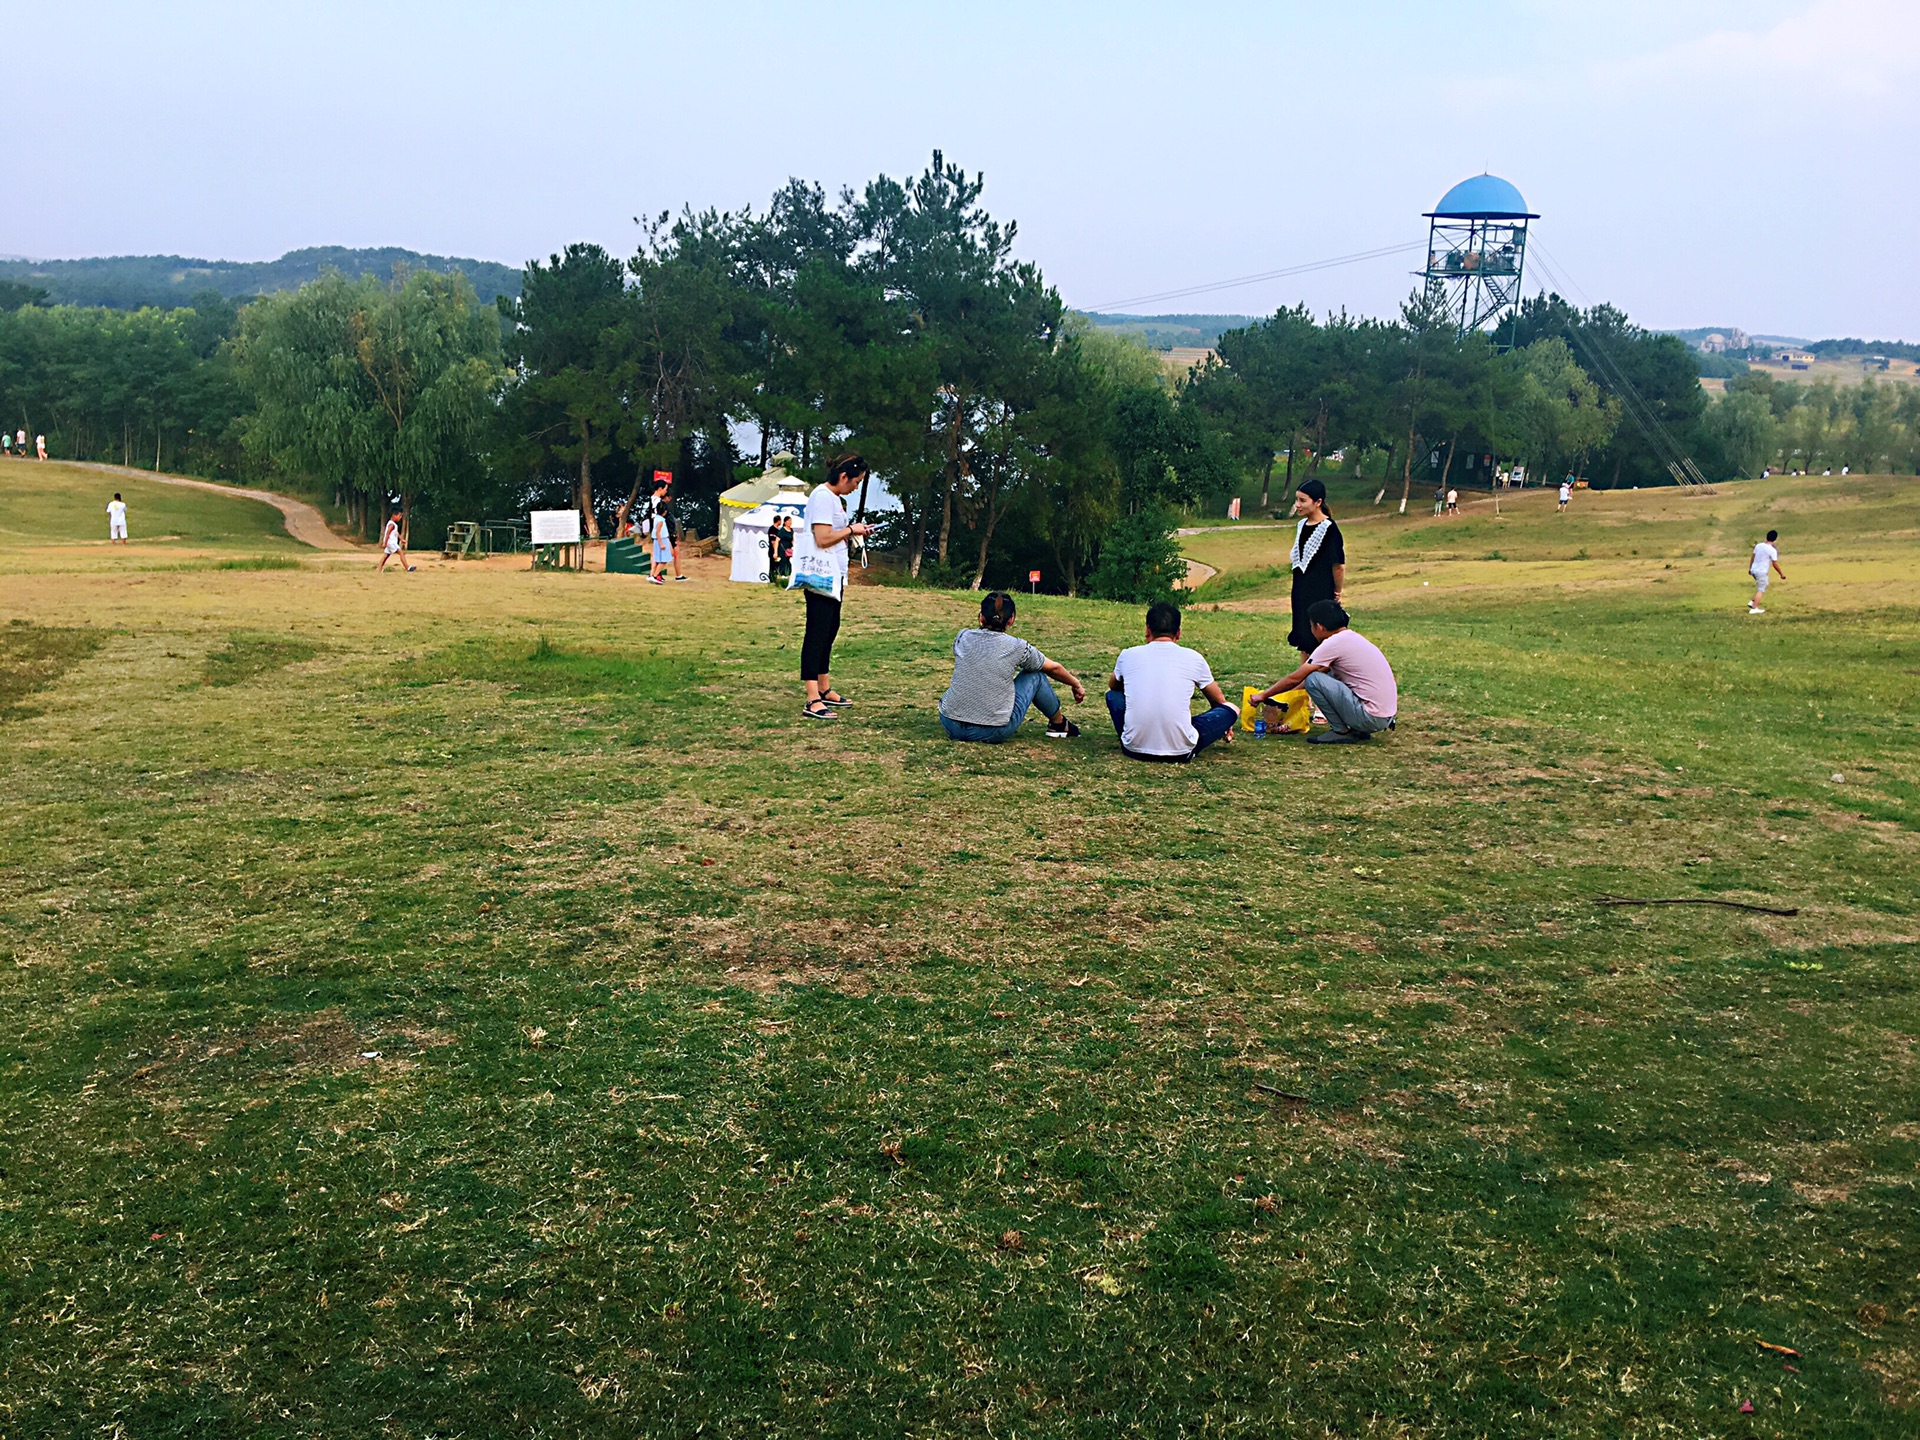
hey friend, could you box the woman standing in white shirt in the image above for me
[790,453,873,720]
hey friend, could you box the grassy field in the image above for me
[0,461,308,573]
[2,470,1917,1437]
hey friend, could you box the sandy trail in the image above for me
[66,461,362,550]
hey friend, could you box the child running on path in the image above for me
[1749,530,1784,614]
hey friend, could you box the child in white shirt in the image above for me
[1749,530,1783,614]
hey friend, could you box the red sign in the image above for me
[653,469,672,485]
[1028,571,1041,584]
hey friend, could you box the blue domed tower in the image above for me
[1421,174,1536,345]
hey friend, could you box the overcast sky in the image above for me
[9,0,1918,338]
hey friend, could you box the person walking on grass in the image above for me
[35,433,47,461]
[1106,601,1239,763]
[376,509,412,572]
[106,493,128,544]
[1749,529,1784,614]
[792,452,873,721]
[1253,599,1397,746]
[649,475,690,582]
[939,591,1087,743]
[1558,478,1572,512]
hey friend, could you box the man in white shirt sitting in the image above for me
[1105,602,1239,763]
[1252,600,1397,746]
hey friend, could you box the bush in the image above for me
[1086,506,1185,605]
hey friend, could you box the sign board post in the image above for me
[529,509,584,571]
[1028,569,1040,595]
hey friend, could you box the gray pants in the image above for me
[1306,670,1393,736]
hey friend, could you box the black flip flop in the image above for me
[801,703,836,721]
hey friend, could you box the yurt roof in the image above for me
[719,454,809,511]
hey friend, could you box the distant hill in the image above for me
[1077,312,1255,350]
[0,246,523,309]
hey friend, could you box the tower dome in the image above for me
[1427,174,1536,221]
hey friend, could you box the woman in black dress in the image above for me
[1286,477,1345,658]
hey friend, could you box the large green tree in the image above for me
[499,243,630,538]
[237,269,504,538]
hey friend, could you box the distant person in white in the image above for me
[15,428,26,455]
[376,509,412,572]
[1557,480,1572,511]
[35,433,47,461]
[106,493,128,544]
[1748,529,1783,614]
[1105,601,1238,762]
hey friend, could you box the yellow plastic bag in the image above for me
[1241,685,1312,734]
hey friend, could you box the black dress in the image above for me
[1287,517,1344,653]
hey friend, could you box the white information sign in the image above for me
[530,509,582,545]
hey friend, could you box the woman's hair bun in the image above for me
[980,591,1016,631]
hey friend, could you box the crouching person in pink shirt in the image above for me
[1252,599,1397,746]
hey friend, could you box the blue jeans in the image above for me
[1305,670,1393,736]
[1104,689,1238,761]
[941,670,1061,743]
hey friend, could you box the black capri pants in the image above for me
[800,588,842,683]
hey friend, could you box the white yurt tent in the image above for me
[728,474,811,583]
[717,453,797,556]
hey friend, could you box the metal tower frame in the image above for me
[1420,177,1537,347]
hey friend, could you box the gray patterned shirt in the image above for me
[939,629,1048,727]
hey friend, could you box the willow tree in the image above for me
[236,269,503,537]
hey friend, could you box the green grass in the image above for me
[1,471,1918,1435]
[0,620,103,718]
[0,461,302,555]
[200,633,322,688]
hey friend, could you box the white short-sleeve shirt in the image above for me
[794,484,849,586]
[1113,640,1215,757]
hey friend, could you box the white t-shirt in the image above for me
[382,520,402,554]
[107,500,127,528]
[793,484,849,589]
[1558,483,1571,501]
[1750,541,1778,577]
[1113,640,1215,757]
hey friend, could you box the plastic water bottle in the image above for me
[1254,717,1267,738]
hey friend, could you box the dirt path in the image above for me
[68,462,362,551]
[1177,558,1218,590]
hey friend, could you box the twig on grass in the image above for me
[1253,1083,1310,1103]
[1594,895,1799,917]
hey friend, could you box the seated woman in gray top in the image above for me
[939,592,1087,742]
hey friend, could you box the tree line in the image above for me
[3,154,1914,590]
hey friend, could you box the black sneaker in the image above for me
[1045,718,1081,739]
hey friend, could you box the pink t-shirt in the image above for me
[1308,629,1397,718]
